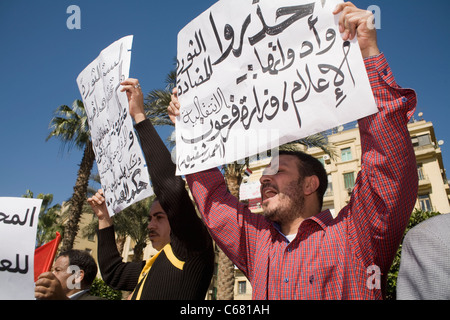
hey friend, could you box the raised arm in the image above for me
[333,3,418,273]
[121,79,212,258]
[88,190,144,291]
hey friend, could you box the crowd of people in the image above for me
[34,2,449,300]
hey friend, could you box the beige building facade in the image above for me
[242,118,450,216]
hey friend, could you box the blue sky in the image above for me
[1,0,449,207]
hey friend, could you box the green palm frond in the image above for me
[47,99,96,252]
[282,132,337,160]
[144,65,177,127]
[144,89,174,127]
[46,100,91,152]
[165,69,177,91]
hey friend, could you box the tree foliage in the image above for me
[90,278,123,300]
[83,195,155,261]
[22,190,65,247]
[47,100,95,252]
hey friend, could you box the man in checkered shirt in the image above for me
[169,2,418,299]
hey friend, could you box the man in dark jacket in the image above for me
[88,78,214,300]
[35,249,104,300]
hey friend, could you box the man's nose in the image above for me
[260,173,273,184]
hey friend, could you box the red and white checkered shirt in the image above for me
[186,53,418,300]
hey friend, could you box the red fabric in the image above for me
[186,54,418,299]
[34,232,61,281]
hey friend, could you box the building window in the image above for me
[341,147,352,162]
[412,134,432,147]
[325,174,333,196]
[238,281,247,294]
[417,164,425,181]
[343,172,355,190]
[418,194,433,212]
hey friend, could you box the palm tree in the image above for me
[47,100,95,252]
[87,171,102,198]
[144,70,177,127]
[113,196,154,261]
[22,190,65,247]
[83,196,155,261]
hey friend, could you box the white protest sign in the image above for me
[0,197,41,300]
[175,0,378,175]
[77,35,153,216]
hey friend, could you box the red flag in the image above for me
[34,232,61,281]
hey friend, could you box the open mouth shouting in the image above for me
[261,183,279,202]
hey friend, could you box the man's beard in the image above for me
[262,179,305,226]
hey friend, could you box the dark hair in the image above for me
[57,250,98,288]
[278,150,328,209]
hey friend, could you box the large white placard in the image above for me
[175,0,378,175]
[0,197,41,300]
[77,36,153,215]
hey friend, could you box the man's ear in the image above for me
[303,175,320,196]
[67,266,85,290]
[73,269,85,286]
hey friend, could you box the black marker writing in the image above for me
[0,254,29,274]
[249,3,315,45]
[212,14,252,65]
[176,1,359,171]
[0,207,36,228]
[78,36,152,214]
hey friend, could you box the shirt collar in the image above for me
[68,289,89,300]
[308,209,334,230]
[270,209,334,239]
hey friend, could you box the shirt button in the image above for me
[287,248,292,253]
[382,68,388,76]
[402,97,408,103]
[284,278,289,283]
[309,275,314,284]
